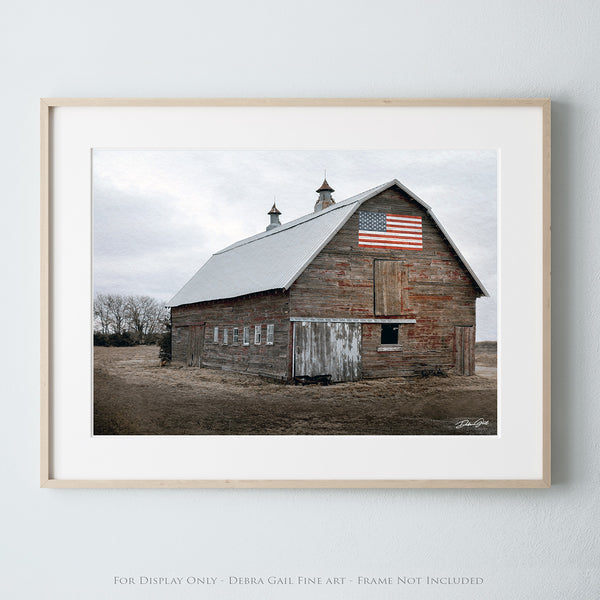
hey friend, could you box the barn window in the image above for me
[243,326,250,345]
[374,260,404,316]
[223,327,228,345]
[213,326,219,343]
[254,325,262,345]
[380,323,399,345]
[266,324,274,345]
[232,327,239,344]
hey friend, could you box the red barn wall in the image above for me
[289,187,479,377]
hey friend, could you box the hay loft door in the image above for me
[187,324,204,367]
[294,321,362,382]
[454,325,475,375]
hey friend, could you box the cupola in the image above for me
[314,178,335,212]
[266,202,282,231]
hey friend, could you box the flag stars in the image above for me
[359,212,387,231]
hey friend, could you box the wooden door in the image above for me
[294,321,361,382]
[187,324,204,367]
[454,325,475,375]
[374,260,409,315]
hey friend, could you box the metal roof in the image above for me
[167,180,488,307]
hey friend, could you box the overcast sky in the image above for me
[93,150,497,340]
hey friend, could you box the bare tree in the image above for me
[93,293,128,335]
[93,293,111,334]
[126,295,168,343]
[105,294,128,335]
[94,293,169,343]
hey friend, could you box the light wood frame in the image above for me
[40,98,551,488]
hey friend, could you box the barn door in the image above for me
[294,321,361,382]
[187,324,204,367]
[454,326,475,375]
[374,260,409,315]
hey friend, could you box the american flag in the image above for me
[358,212,423,250]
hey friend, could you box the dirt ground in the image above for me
[93,344,497,436]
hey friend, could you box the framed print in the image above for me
[40,98,550,488]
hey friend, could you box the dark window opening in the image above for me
[381,324,399,345]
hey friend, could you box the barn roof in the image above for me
[167,180,489,307]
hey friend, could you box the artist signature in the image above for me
[455,418,489,429]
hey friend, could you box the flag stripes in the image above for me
[358,212,423,250]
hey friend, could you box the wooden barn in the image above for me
[167,178,489,381]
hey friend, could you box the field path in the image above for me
[94,346,497,435]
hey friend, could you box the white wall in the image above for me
[1,0,598,598]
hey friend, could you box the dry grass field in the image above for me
[93,344,497,436]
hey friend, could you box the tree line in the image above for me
[93,293,170,347]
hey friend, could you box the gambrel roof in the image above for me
[167,180,489,307]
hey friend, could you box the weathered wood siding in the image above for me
[294,321,361,381]
[182,324,204,366]
[171,291,291,380]
[454,325,475,375]
[289,186,479,377]
[374,259,409,315]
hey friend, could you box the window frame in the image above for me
[213,326,219,343]
[266,323,274,345]
[378,322,403,352]
[243,326,250,346]
[254,324,262,345]
[223,327,228,345]
[232,327,239,344]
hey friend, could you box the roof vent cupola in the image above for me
[266,202,282,231]
[314,178,335,212]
